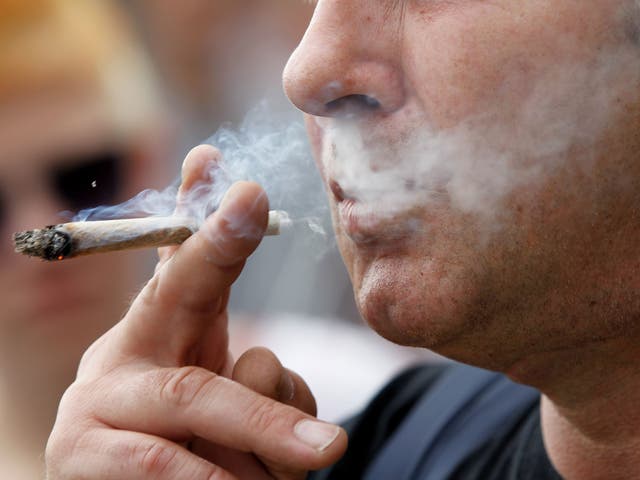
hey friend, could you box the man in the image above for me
[46,1,640,479]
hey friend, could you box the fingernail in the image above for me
[294,420,339,452]
[218,187,267,239]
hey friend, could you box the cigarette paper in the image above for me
[14,210,287,261]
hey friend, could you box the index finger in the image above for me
[157,144,222,267]
[119,181,269,364]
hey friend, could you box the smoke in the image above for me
[72,102,331,238]
[323,45,640,234]
[70,44,640,249]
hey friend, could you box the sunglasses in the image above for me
[0,150,124,229]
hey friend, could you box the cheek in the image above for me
[403,1,618,128]
[405,35,536,126]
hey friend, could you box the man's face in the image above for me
[284,0,640,369]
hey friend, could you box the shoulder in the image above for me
[309,362,560,480]
[309,362,450,480]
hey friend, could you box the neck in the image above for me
[511,337,640,480]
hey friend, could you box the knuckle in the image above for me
[44,431,68,474]
[56,381,91,424]
[57,381,80,409]
[133,440,178,476]
[76,333,111,376]
[45,421,90,477]
[77,339,101,371]
[138,274,164,307]
[159,366,219,409]
[141,269,186,313]
[245,397,281,436]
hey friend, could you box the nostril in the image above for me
[325,94,381,115]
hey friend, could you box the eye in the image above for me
[51,151,124,212]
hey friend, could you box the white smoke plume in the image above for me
[72,102,331,237]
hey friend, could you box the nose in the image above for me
[283,0,405,117]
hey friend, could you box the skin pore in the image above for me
[284,0,640,478]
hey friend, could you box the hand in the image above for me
[45,145,347,479]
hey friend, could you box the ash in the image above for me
[13,226,72,261]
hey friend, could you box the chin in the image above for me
[354,280,511,371]
[331,197,518,365]
[349,250,477,352]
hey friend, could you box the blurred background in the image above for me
[0,1,171,477]
[0,1,434,477]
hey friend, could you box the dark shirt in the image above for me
[309,364,562,480]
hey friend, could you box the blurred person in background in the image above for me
[0,0,170,477]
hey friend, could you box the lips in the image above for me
[330,178,422,245]
[329,179,347,202]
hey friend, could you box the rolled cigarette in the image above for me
[14,210,287,261]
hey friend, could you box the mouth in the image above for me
[329,178,353,203]
[329,178,423,245]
